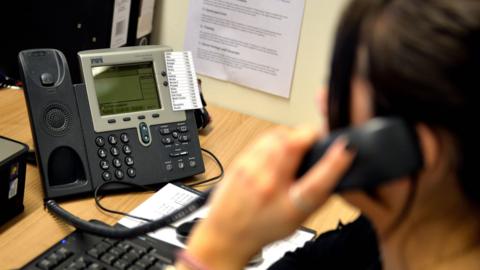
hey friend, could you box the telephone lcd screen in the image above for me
[92,62,161,116]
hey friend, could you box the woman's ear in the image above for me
[416,124,441,171]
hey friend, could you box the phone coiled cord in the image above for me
[44,189,211,239]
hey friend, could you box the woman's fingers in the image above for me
[288,137,356,215]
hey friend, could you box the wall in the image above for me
[152,0,350,126]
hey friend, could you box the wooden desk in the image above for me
[0,88,358,268]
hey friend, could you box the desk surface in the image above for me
[0,88,358,268]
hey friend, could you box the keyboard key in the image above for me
[103,238,119,246]
[87,247,101,258]
[55,246,72,260]
[127,265,143,270]
[67,256,87,269]
[96,241,111,253]
[142,254,157,264]
[36,259,54,270]
[122,252,138,264]
[128,241,148,254]
[117,241,132,252]
[86,262,105,270]
[100,252,116,265]
[113,259,130,270]
[109,246,125,257]
[135,257,153,268]
[21,222,178,270]
[149,262,168,270]
[46,252,61,265]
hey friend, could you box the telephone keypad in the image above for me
[96,133,136,181]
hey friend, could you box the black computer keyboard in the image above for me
[21,222,180,270]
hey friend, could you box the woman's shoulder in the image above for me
[268,215,380,270]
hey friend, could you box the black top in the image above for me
[268,216,381,270]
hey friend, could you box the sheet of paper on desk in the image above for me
[118,183,316,269]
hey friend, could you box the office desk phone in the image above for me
[19,46,205,200]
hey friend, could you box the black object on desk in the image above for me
[0,136,29,226]
[20,221,179,270]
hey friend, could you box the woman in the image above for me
[176,0,480,269]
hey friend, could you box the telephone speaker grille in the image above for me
[43,104,72,136]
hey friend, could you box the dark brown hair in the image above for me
[329,0,480,203]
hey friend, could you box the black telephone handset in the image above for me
[297,118,423,191]
[19,46,205,200]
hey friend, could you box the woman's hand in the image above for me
[179,126,355,270]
